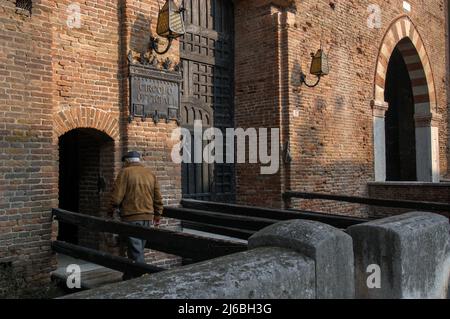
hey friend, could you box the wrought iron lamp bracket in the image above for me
[150,37,174,55]
[300,72,322,88]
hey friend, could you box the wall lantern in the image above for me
[150,0,186,55]
[300,48,329,88]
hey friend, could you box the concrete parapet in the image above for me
[347,212,449,299]
[62,247,315,299]
[248,219,355,299]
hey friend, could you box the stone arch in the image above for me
[53,106,120,140]
[373,15,437,111]
[372,16,440,183]
[371,16,440,182]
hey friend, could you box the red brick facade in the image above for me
[0,0,449,292]
[0,0,182,293]
[368,182,450,217]
[1,0,57,293]
[234,0,449,214]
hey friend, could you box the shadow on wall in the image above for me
[291,61,304,88]
[130,13,153,57]
[287,89,372,217]
[287,160,372,218]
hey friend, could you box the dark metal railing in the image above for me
[283,192,450,216]
[54,195,404,276]
[179,199,369,229]
[52,208,247,276]
[52,241,164,278]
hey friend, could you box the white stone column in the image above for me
[415,113,441,182]
[371,100,389,182]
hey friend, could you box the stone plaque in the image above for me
[129,62,182,124]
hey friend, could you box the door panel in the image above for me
[181,0,234,202]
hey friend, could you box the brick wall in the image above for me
[234,0,449,217]
[368,182,450,218]
[234,2,285,208]
[74,129,116,250]
[0,0,449,293]
[0,0,57,294]
[0,0,183,293]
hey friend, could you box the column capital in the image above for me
[371,100,389,118]
[415,112,441,128]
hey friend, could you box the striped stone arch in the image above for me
[374,15,437,112]
[372,16,440,183]
[53,107,120,140]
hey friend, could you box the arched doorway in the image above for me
[58,128,115,249]
[372,16,440,183]
[384,42,417,181]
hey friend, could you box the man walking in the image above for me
[111,151,163,280]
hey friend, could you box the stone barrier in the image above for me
[63,219,353,299]
[248,219,355,299]
[347,212,450,299]
[62,213,450,299]
[63,247,315,299]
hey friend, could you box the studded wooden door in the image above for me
[180,0,234,202]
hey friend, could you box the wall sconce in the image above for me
[300,49,329,88]
[150,0,186,55]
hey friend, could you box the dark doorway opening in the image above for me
[384,46,417,181]
[58,128,114,248]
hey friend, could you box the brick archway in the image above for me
[372,16,440,183]
[53,107,120,140]
[54,107,120,251]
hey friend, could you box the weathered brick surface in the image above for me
[0,0,449,293]
[0,0,57,293]
[234,2,285,208]
[368,182,450,218]
[0,0,182,293]
[235,0,449,216]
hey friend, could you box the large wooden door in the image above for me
[180,0,234,202]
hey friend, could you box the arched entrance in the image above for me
[372,16,440,182]
[58,128,115,249]
[384,41,417,181]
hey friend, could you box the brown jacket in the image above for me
[111,163,164,222]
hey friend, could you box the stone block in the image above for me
[248,219,355,299]
[347,212,450,299]
[62,247,315,299]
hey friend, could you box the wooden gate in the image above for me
[180,0,235,202]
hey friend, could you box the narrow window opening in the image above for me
[16,0,32,15]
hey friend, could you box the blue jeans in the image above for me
[123,220,151,280]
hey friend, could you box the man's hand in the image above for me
[153,215,161,227]
[109,208,120,219]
